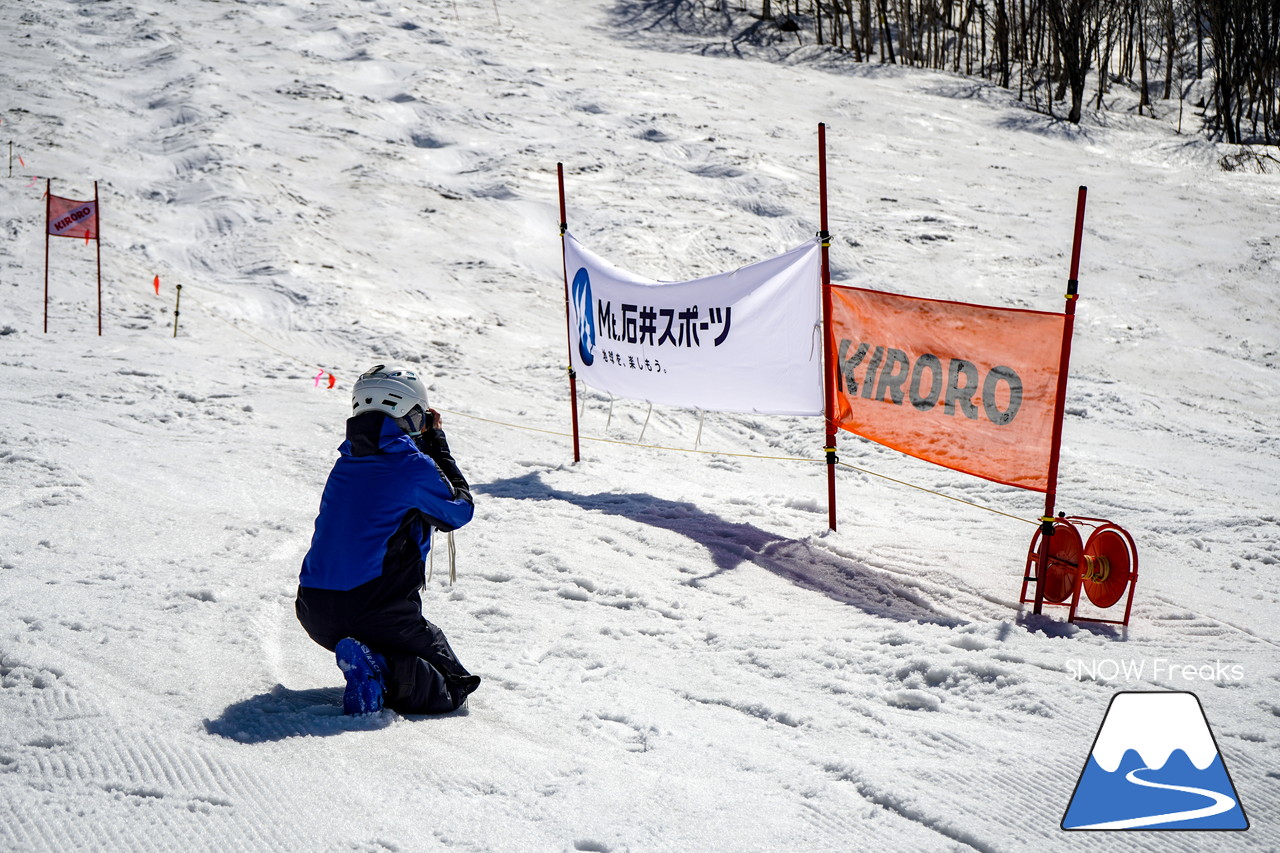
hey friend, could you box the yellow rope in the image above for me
[437,406,815,462]
[438,407,1038,526]
[167,288,1037,528]
[836,459,1038,525]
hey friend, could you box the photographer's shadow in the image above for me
[203,685,392,743]
[203,684,471,743]
[478,472,961,627]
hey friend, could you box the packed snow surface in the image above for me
[1,0,1277,850]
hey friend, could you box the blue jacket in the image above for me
[299,412,474,592]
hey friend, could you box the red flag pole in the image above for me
[44,179,51,334]
[557,162,581,463]
[818,123,838,532]
[95,181,102,336]
[1034,185,1087,614]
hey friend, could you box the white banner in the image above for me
[565,234,823,415]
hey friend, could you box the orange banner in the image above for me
[830,285,1067,492]
[47,195,98,241]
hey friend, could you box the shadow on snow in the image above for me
[478,472,963,628]
[204,685,467,743]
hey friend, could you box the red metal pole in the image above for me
[44,179,51,333]
[1034,185,1087,614]
[818,124,838,532]
[95,181,102,336]
[558,163,582,463]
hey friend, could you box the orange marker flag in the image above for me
[326,373,336,390]
[153,275,160,295]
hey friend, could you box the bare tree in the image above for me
[994,0,1012,87]
[1047,0,1103,122]
[1137,0,1152,116]
[679,0,1278,145]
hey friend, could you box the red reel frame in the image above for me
[1020,517,1138,626]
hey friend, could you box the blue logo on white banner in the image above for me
[572,267,595,366]
[1062,691,1248,831]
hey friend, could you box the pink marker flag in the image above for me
[47,194,98,241]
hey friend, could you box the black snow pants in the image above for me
[296,583,479,714]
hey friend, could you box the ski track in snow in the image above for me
[1,0,1278,850]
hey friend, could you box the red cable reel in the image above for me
[1020,516,1138,626]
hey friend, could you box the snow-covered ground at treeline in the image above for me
[1,0,1277,850]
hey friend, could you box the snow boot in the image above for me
[448,672,481,698]
[335,637,387,715]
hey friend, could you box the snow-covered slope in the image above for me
[1,0,1277,850]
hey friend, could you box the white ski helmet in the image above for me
[352,364,429,428]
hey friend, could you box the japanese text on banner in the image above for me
[565,234,823,416]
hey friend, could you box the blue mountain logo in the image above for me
[1062,691,1248,831]
[571,267,595,367]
